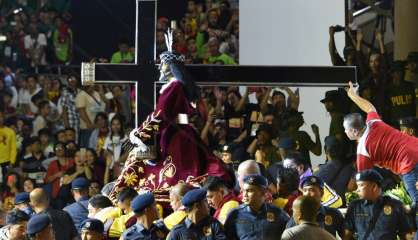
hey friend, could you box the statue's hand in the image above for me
[129,129,149,152]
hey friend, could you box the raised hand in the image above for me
[345,81,358,99]
[311,124,319,136]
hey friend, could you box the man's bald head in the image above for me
[237,160,261,189]
[292,195,320,224]
[30,188,49,210]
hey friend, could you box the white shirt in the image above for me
[24,33,47,65]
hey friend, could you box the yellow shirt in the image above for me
[272,197,288,209]
[109,211,135,238]
[321,183,342,208]
[218,200,240,224]
[95,207,122,223]
[163,210,187,230]
[0,126,17,164]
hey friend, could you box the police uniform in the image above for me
[63,177,90,233]
[287,176,344,236]
[122,192,166,240]
[167,188,227,240]
[27,213,51,237]
[14,192,34,216]
[344,170,414,239]
[224,175,290,240]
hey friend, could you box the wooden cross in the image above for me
[81,0,357,126]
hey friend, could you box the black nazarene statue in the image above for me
[109,29,232,203]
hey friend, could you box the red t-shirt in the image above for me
[357,112,418,174]
[46,159,74,198]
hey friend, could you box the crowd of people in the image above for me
[0,0,418,239]
[109,0,239,65]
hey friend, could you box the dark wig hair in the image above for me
[168,61,200,103]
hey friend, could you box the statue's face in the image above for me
[159,62,170,82]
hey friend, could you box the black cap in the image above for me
[6,209,30,225]
[80,218,104,233]
[300,175,324,189]
[14,192,30,205]
[131,192,155,214]
[355,169,383,186]
[221,144,232,153]
[320,90,340,103]
[181,188,207,208]
[71,177,90,190]
[27,214,50,235]
[243,174,268,188]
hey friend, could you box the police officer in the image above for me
[63,177,90,233]
[343,169,414,240]
[224,174,289,240]
[4,209,30,240]
[399,117,417,137]
[122,192,166,240]
[167,188,226,240]
[80,218,105,240]
[27,213,55,240]
[14,192,34,215]
[286,175,344,237]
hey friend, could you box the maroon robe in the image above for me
[110,80,231,203]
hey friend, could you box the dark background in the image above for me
[69,0,192,63]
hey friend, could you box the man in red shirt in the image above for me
[344,81,418,205]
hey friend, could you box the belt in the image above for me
[176,113,189,125]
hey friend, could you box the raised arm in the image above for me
[346,81,376,113]
[328,26,345,66]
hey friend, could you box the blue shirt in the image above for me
[122,223,165,240]
[167,216,226,240]
[224,203,289,240]
[286,205,344,237]
[344,196,414,240]
[63,196,89,233]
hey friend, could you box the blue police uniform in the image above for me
[166,188,226,240]
[122,222,166,240]
[121,192,167,240]
[14,192,34,216]
[286,205,344,237]
[167,216,226,240]
[224,203,289,240]
[224,174,289,240]
[63,196,89,232]
[63,177,90,233]
[344,170,414,239]
[287,175,344,236]
[345,196,413,239]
